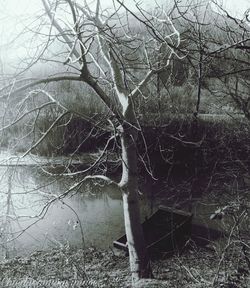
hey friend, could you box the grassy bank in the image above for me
[0,245,249,288]
[1,113,249,171]
[137,115,250,178]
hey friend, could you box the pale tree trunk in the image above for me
[119,101,152,283]
[13,1,179,284]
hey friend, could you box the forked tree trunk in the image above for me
[119,103,152,284]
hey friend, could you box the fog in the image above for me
[0,0,248,72]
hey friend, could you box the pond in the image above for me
[0,153,153,259]
[0,152,232,260]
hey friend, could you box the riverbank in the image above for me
[0,245,249,288]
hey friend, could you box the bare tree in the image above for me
[0,0,180,284]
[171,0,250,117]
[209,0,250,119]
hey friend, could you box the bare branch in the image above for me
[41,135,116,177]
[22,111,69,157]
[0,75,82,102]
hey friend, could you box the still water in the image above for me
[0,153,229,260]
[0,157,152,259]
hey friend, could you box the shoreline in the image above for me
[0,245,249,288]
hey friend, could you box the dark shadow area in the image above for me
[113,206,193,253]
[190,223,224,247]
[113,206,226,260]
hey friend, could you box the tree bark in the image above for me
[119,102,152,284]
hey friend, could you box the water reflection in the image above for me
[0,156,233,260]
[0,165,132,258]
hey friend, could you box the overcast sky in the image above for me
[1,1,249,39]
[0,0,249,71]
[1,1,248,43]
[1,0,248,15]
